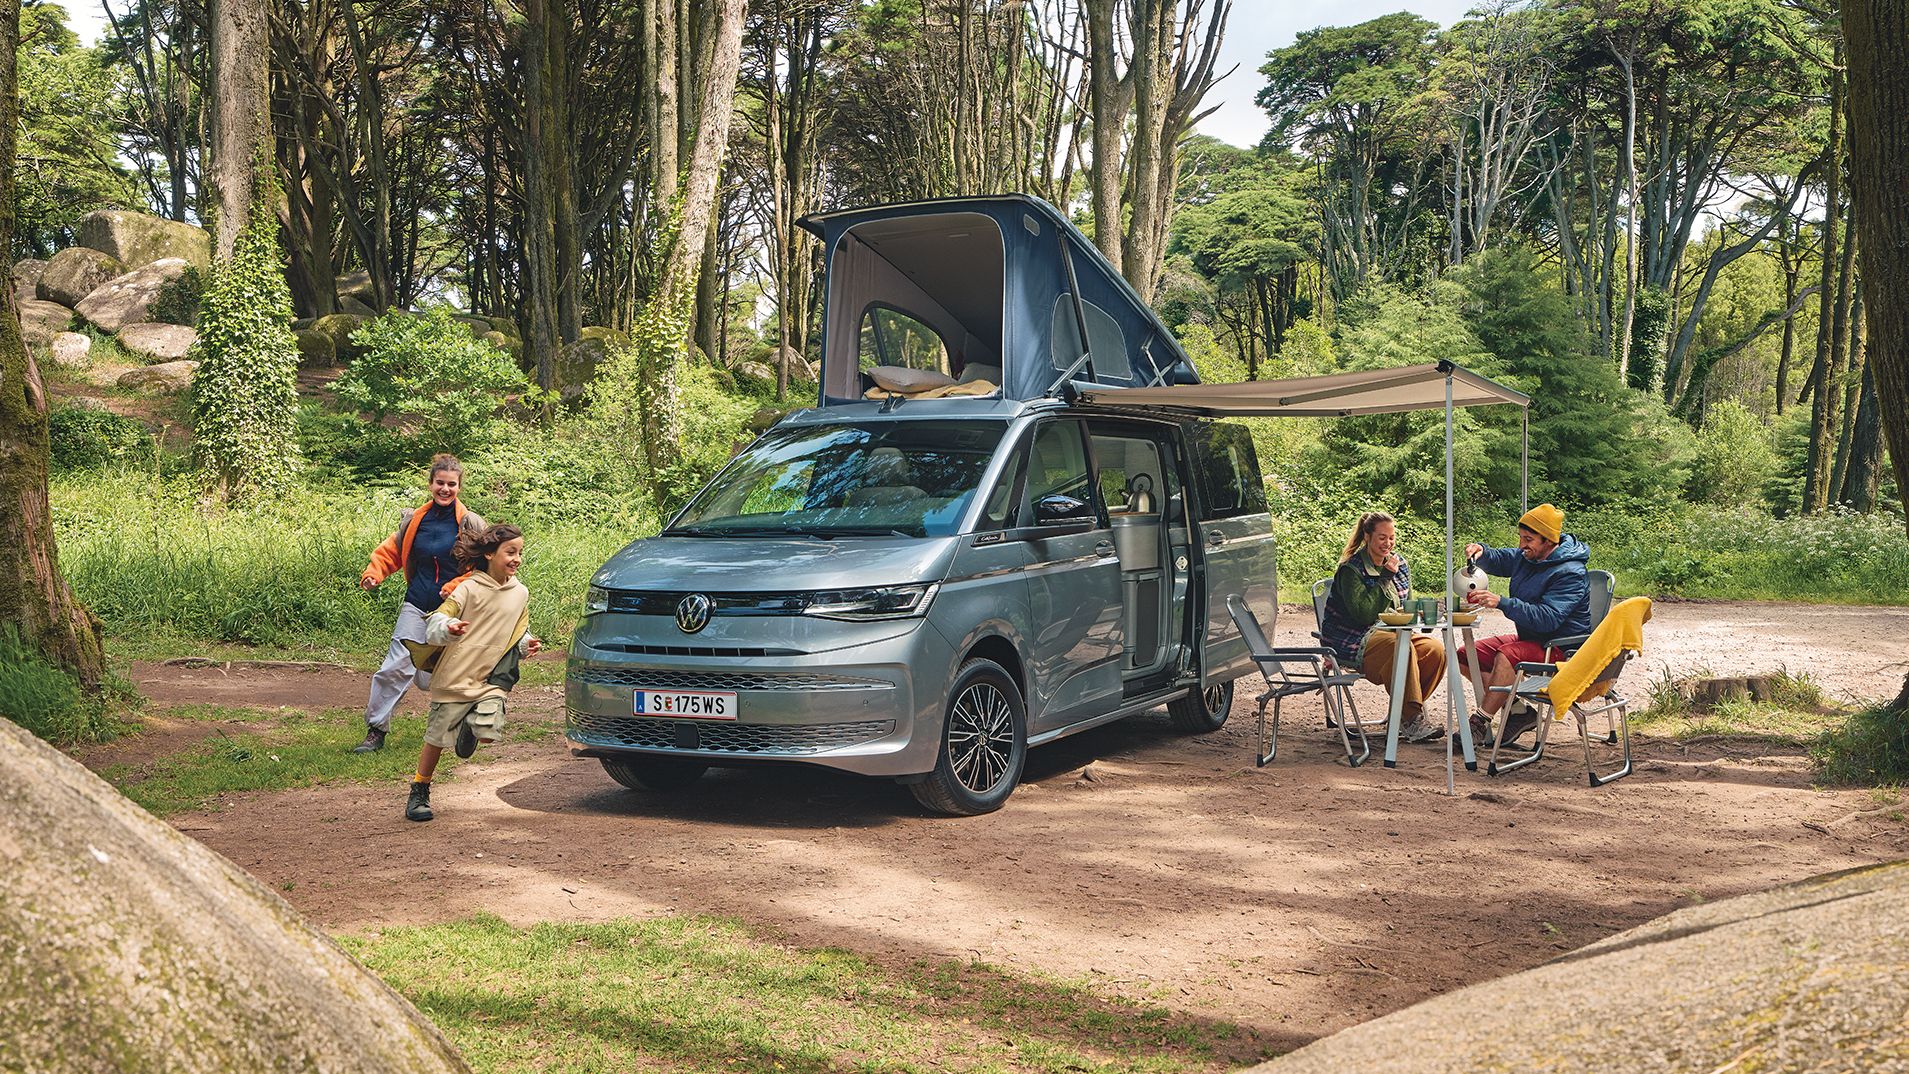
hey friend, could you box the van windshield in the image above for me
[667,420,1008,538]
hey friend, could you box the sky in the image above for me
[1197,0,1478,147]
[62,1,1479,150]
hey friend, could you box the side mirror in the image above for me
[1034,494,1093,525]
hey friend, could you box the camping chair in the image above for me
[1479,569,1624,744]
[1227,595,1370,768]
[1488,595,1650,787]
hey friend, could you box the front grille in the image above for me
[571,666,890,692]
[568,711,895,755]
[607,591,806,616]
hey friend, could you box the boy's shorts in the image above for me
[425,696,508,749]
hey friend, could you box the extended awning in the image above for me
[1075,360,1528,417]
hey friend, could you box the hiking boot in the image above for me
[1452,716,1493,748]
[454,720,477,760]
[405,781,434,822]
[1399,718,1442,744]
[351,726,386,753]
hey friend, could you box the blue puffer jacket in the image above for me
[1475,534,1592,644]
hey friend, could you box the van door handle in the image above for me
[1206,530,1227,547]
[1094,540,1116,559]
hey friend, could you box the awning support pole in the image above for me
[1444,374,1456,796]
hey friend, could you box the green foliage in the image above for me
[1625,287,1673,391]
[1453,247,1694,507]
[1687,399,1778,505]
[189,195,302,498]
[13,4,137,258]
[149,265,208,327]
[48,403,154,471]
[334,307,533,457]
[1814,701,1909,786]
[0,629,125,745]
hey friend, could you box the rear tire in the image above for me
[600,754,708,791]
[910,658,1026,816]
[1168,680,1233,733]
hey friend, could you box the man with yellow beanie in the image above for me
[1457,503,1592,746]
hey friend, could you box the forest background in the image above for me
[10,0,1909,747]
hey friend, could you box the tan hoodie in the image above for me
[408,571,533,703]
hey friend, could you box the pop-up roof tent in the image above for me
[1082,361,1532,793]
[797,195,1200,402]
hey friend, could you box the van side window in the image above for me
[860,305,949,373]
[1190,422,1266,519]
[976,438,1027,530]
[1023,421,1094,519]
[1090,434,1163,513]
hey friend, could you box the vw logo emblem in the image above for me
[675,593,712,634]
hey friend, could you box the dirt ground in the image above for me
[95,600,1909,1052]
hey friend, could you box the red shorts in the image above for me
[1459,634,1563,672]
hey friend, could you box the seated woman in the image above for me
[1317,512,1446,743]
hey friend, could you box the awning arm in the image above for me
[1438,360,1530,408]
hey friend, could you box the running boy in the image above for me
[401,523,540,822]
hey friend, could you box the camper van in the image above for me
[565,195,1277,815]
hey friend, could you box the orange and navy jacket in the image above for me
[360,501,488,600]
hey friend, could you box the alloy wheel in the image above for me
[947,682,1014,794]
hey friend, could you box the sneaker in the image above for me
[454,721,477,759]
[1452,716,1492,747]
[405,781,434,822]
[350,726,386,753]
[1399,719,1442,744]
[1496,705,1540,746]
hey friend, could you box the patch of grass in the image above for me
[1633,668,1845,746]
[1812,699,1909,786]
[0,629,136,745]
[104,706,470,815]
[343,915,1272,1074]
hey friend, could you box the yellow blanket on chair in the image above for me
[1543,596,1652,714]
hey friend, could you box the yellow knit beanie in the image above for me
[1518,503,1564,544]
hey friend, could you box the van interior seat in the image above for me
[844,447,926,508]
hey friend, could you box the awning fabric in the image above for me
[1076,361,1528,417]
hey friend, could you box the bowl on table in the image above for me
[1378,610,1415,626]
[1450,610,1478,626]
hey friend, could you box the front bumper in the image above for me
[564,618,953,778]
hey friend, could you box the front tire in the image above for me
[911,658,1027,816]
[600,754,708,791]
[1168,680,1233,733]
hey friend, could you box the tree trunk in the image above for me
[522,0,562,392]
[1083,0,1127,275]
[1840,360,1883,511]
[0,0,104,688]
[209,0,271,258]
[1843,0,1909,717]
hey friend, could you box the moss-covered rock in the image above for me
[295,328,336,369]
[19,298,74,346]
[552,326,625,402]
[0,721,472,1074]
[38,247,126,307]
[75,209,211,270]
[74,258,190,333]
[309,313,370,363]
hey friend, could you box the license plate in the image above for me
[633,689,737,720]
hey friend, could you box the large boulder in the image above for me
[75,258,190,333]
[38,248,127,308]
[737,359,776,383]
[1250,860,1909,1074]
[553,326,624,403]
[117,322,199,363]
[49,332,92,371]
[309,313,370,364]
[76,209,211,270]
[334,268,375,302]
[480,331,522,366]
[295,328,337,369]
[338,295,378,317]
[19,299,74,346]
[0,720,471,1074]
[773,344,817,382]
[116,359,198,392]
[12,258,47,303]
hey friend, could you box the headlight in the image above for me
[583,584,611,616]
[802,583,938,621]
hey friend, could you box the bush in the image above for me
[335,307,534,457]
[48,403,153,471]
[1814,700,1909,786]
[1687,400,1778,505]
[0,629,124,745]
[190,194,301,497]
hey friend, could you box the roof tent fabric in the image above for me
[1075,361,1529,416]
[800,195,1200,402]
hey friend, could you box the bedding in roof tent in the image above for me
[799,195,1199,404]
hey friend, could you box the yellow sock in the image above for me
[413,772,432,785]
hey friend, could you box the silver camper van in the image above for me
[565,196,1277,814]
